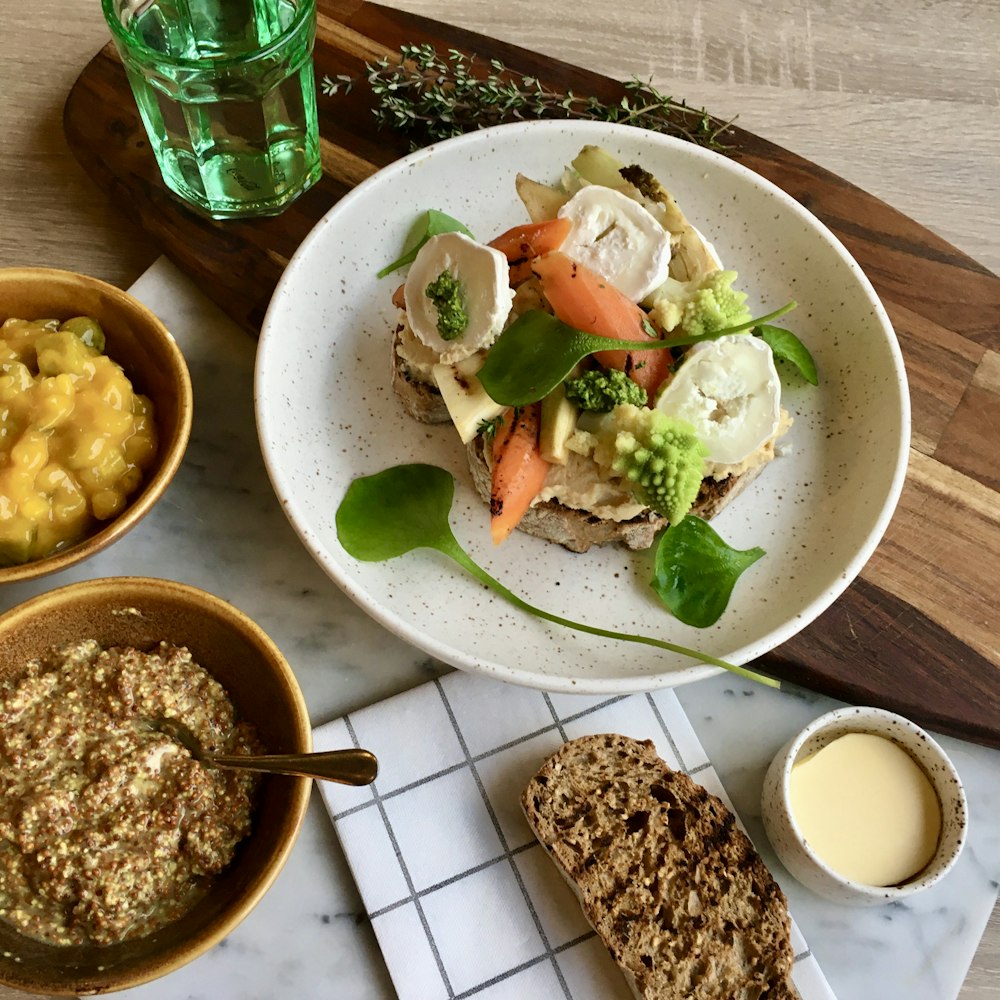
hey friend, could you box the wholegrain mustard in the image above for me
[0,640,259,946]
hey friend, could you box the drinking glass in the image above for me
[101,0,322,219]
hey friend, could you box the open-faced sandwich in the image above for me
[389,145,794,553]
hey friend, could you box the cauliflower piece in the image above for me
[565,428,598,457]
[650,269,752,338]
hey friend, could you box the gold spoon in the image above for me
[152,717,378,786]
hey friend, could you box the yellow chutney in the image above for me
[0,316,157,565]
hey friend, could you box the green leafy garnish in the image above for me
[336,464,779,686]
[651,516,765,628]
[477,415,504,441]
[756,324,818,385]
[378,209,473,278]
[477,304,797,406]
[477,312,607,406]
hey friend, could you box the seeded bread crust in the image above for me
[466,434,664,551]
[391,324,450,424]
[466,435,768,553]
[522,734,798,1000]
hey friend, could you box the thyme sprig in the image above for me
[321,44,733,151]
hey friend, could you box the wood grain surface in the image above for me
[60,0,1000,749]
[1,0,997,996]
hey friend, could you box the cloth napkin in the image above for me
[315,672,836,1000]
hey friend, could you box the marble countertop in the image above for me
[2,258,996,1000]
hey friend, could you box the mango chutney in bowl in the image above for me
[0,316,158,563]
[0,267,192,583]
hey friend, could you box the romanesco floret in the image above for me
[564,368,648,412]
[650,269,751,339]
[591,404,707,525]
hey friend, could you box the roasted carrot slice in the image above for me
[490,403,551,545]
[531,251,672,397]
[490,219,572,286]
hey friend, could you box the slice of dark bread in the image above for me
[466,435,768,553]
[522,734,798,1000]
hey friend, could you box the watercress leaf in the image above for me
[335,463,779,686]
[476,304,800,407]
[377,209,474,278]
[336,463,458,560]
[651,516,765,628]
[476,311,609,406]
[756,324,818,385]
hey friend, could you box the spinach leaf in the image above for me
[336,464,458,560]
[475,312,600,406]
[651,516,765,628]
[337,464,778,686]
[756,324,818,385]
[477,303,797,407]
[377,210,474,278]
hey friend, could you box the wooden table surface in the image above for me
[1,0,997,996]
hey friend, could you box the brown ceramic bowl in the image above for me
[0,267,192,583]
[0,577,312,995]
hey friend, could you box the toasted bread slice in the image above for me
[467,434,664,551]
[466,435,768,553]
[522,734,798,1000]
[390,324,450,424]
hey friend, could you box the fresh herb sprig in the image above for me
[321,44,734,151]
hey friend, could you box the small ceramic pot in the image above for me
[761,706,967,906]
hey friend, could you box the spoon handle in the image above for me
[211,748,378,785]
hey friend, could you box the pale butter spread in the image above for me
[789,733,941,887]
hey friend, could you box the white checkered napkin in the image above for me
[315,673,836,1000]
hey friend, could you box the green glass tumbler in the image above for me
[101,0,322,219]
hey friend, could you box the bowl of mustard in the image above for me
[0,576,312,994]
[0,267,192,582]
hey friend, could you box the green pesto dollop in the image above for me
[425,271,468,341]
[565,368,648,412]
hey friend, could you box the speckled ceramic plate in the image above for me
[255,120,909,693]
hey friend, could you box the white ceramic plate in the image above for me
[255,120,909,693]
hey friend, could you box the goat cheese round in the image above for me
[404,232,514,364]
[654,334,781,466]
[557,187,672,302]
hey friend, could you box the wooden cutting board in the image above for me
[63,0,1000,746]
